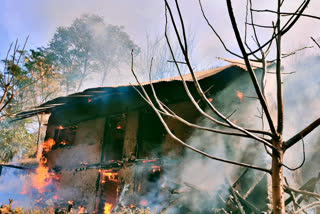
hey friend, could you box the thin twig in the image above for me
[198,0,243,59]
[311,37,320,49]
[293,201,320,214]
[246,0,310,56]
[252,9,320,21]
[245,22,274,29]
[284,177,298,212]
[167,60,187,64]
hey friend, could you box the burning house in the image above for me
[14,58,272,213]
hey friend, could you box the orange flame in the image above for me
[102,170,118,182]
[104,203,112,214]
[32,157,53,193]
[116,125,122,130]
[142,159,156,164]
[151,165,161,173]
[77,206,85,214]
[236,90,244,102]
[140,200,147,206]
[58,125,64,130]
[42,138,55,153]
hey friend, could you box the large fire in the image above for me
[104,203,112,214]
[236,90,244,102]
[31,156,53,193]
[20,138,60,201]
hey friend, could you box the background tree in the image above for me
[137,31,195,81]
[131,0,320,213]
[92,24,140,86]
[0,40,48,162]
[0,39,30,120]
[24,47,61,157]
[49,14,140,92]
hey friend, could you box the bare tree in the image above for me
[131,0,320,213]
[0,38,34,120]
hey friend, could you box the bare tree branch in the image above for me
[284,177,299,212]
[293,201,320,214]
[252,9,320,21]
[147,58,272,142]
[130,50,271,174]
[311,37,320,48]
[284,118,320,150]
[198,0,243,59]
[246,0,311,56]
[164,2,276,144]
[282,138,305,171]
[226,0,277,135]
[276,0,284,135]
[284,185,320,199]
[245,22,274,29]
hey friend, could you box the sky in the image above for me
[0,0,319,74]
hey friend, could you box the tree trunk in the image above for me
[272,139,285,214]
[101,71,107,86]
[100,63,109,86]
[77,58,88,91]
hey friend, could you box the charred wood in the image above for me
[74,158,180,172]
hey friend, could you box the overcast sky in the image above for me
[1,0,319,71]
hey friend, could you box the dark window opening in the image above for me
[52,125,77,149]
[137,110,165,158]
[102,113,127,161]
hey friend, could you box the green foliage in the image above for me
[0,119,36,162]
[24,47,62,105]
[0,39,33,118]
[0,44,57,163]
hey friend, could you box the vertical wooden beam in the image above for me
[123,111,139,158]
[119,110,139,199]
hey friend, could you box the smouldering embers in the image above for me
[236,90,243,102]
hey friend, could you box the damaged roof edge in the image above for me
[12,58,266,121]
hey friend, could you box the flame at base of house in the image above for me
[104,203,112,214]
